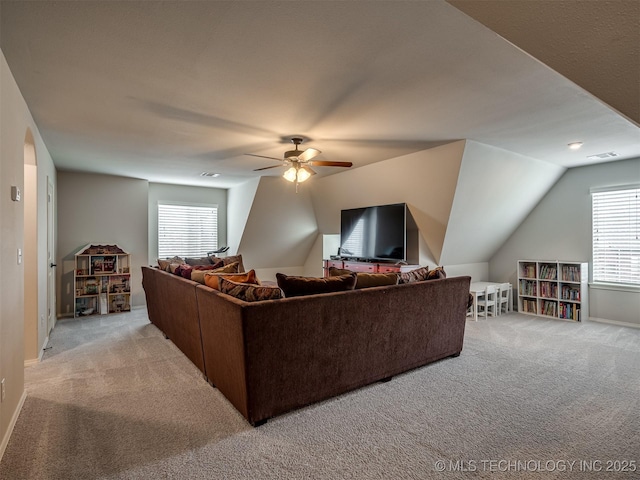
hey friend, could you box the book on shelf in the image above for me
[520,264,536,278]
[539,264,557,280]
[561,265,581,282]
[519,279,537,296]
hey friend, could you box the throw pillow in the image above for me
[397,265,430,284]
[157,256,184,272]
[427,266,447,280]
[179,264,220,280]
[185,256,215,266]
[276,272,357,297]
[328,267,398,289]
[353,272,399,289]
[219,277,282,302]
[328,267,352,276]
[190,262,240,284]
[204,269,259,290]
[168,263,184,275]
[210,254,245,273]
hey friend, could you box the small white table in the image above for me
[469,282,511,321]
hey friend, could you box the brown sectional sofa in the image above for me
[141,265,471,426]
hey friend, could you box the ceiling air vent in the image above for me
[200,172,220,177]
[587,152,619,160]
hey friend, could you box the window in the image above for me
[158,203,218,258]
[592,186,640,286]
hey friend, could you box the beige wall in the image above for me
[490,157,640,326]
[56,172,148,316]
[233,177,318,281]
[310,141,465,266]
[23,164,38,362]
[1,49,57,459]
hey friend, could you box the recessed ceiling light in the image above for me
[568,142,583,150]
[200,172,220,177]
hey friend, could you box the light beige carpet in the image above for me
[1,309,639,479]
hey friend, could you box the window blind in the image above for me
[158,203,218,258]
[592,187,640,285]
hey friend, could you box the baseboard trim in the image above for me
[0,390,27,463]
[589,317,640,330]
[23,335,50,368]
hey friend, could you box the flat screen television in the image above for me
[339,203,407,262]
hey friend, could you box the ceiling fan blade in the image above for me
[253,164,284,171]
[301,166,317,176]
[245,153,283,161]
[308,160,353,168]
[297,148,321,162]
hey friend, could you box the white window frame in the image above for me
[591,185,640,288]
[158,202,218,259]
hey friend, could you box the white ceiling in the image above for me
[1,0,639,188]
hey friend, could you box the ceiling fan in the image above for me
[246,137,352,187]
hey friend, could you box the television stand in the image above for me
[323,259,421,277]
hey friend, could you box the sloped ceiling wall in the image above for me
[229,140,567,272]
[310,141,465,264]
[448,0,640,124]
[234,176,318,269]
[441,141,565,265]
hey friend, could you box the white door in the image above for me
[47,178,55,333]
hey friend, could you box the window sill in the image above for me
[589,282,640,293]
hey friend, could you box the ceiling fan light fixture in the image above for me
[283,166,297,182]
[297,166,312,183]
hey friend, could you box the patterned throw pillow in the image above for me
[204,269,259,290]
[178,264,223,280]
[397,266,430,284]
[157,256,184,272]
[219,277,282,302]
[209,254,245,273]
[276,272,357,297]
[190,262,240,284]
[397,265,446,284]
[426,266,447,280]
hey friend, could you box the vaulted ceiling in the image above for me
[1,0,638,188]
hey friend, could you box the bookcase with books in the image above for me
[74,244,131,317]
[517,260,588,322]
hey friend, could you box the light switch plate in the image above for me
[11,186,21,202]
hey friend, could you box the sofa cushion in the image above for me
[354,272,399,289]
[276,272,357,297]
[158,256,184,271]
[168,263,184,274]
[397,265,446,284]
[397,266,430,284]
[204,269,259,290]
[178,263,224,280]
[219,277,283,302]
[427,266,447,280]
[191,262,240,284]
[328,267,352,276]
[328,267,398,289]
[209,254,245,273]
[185,256,215,266]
